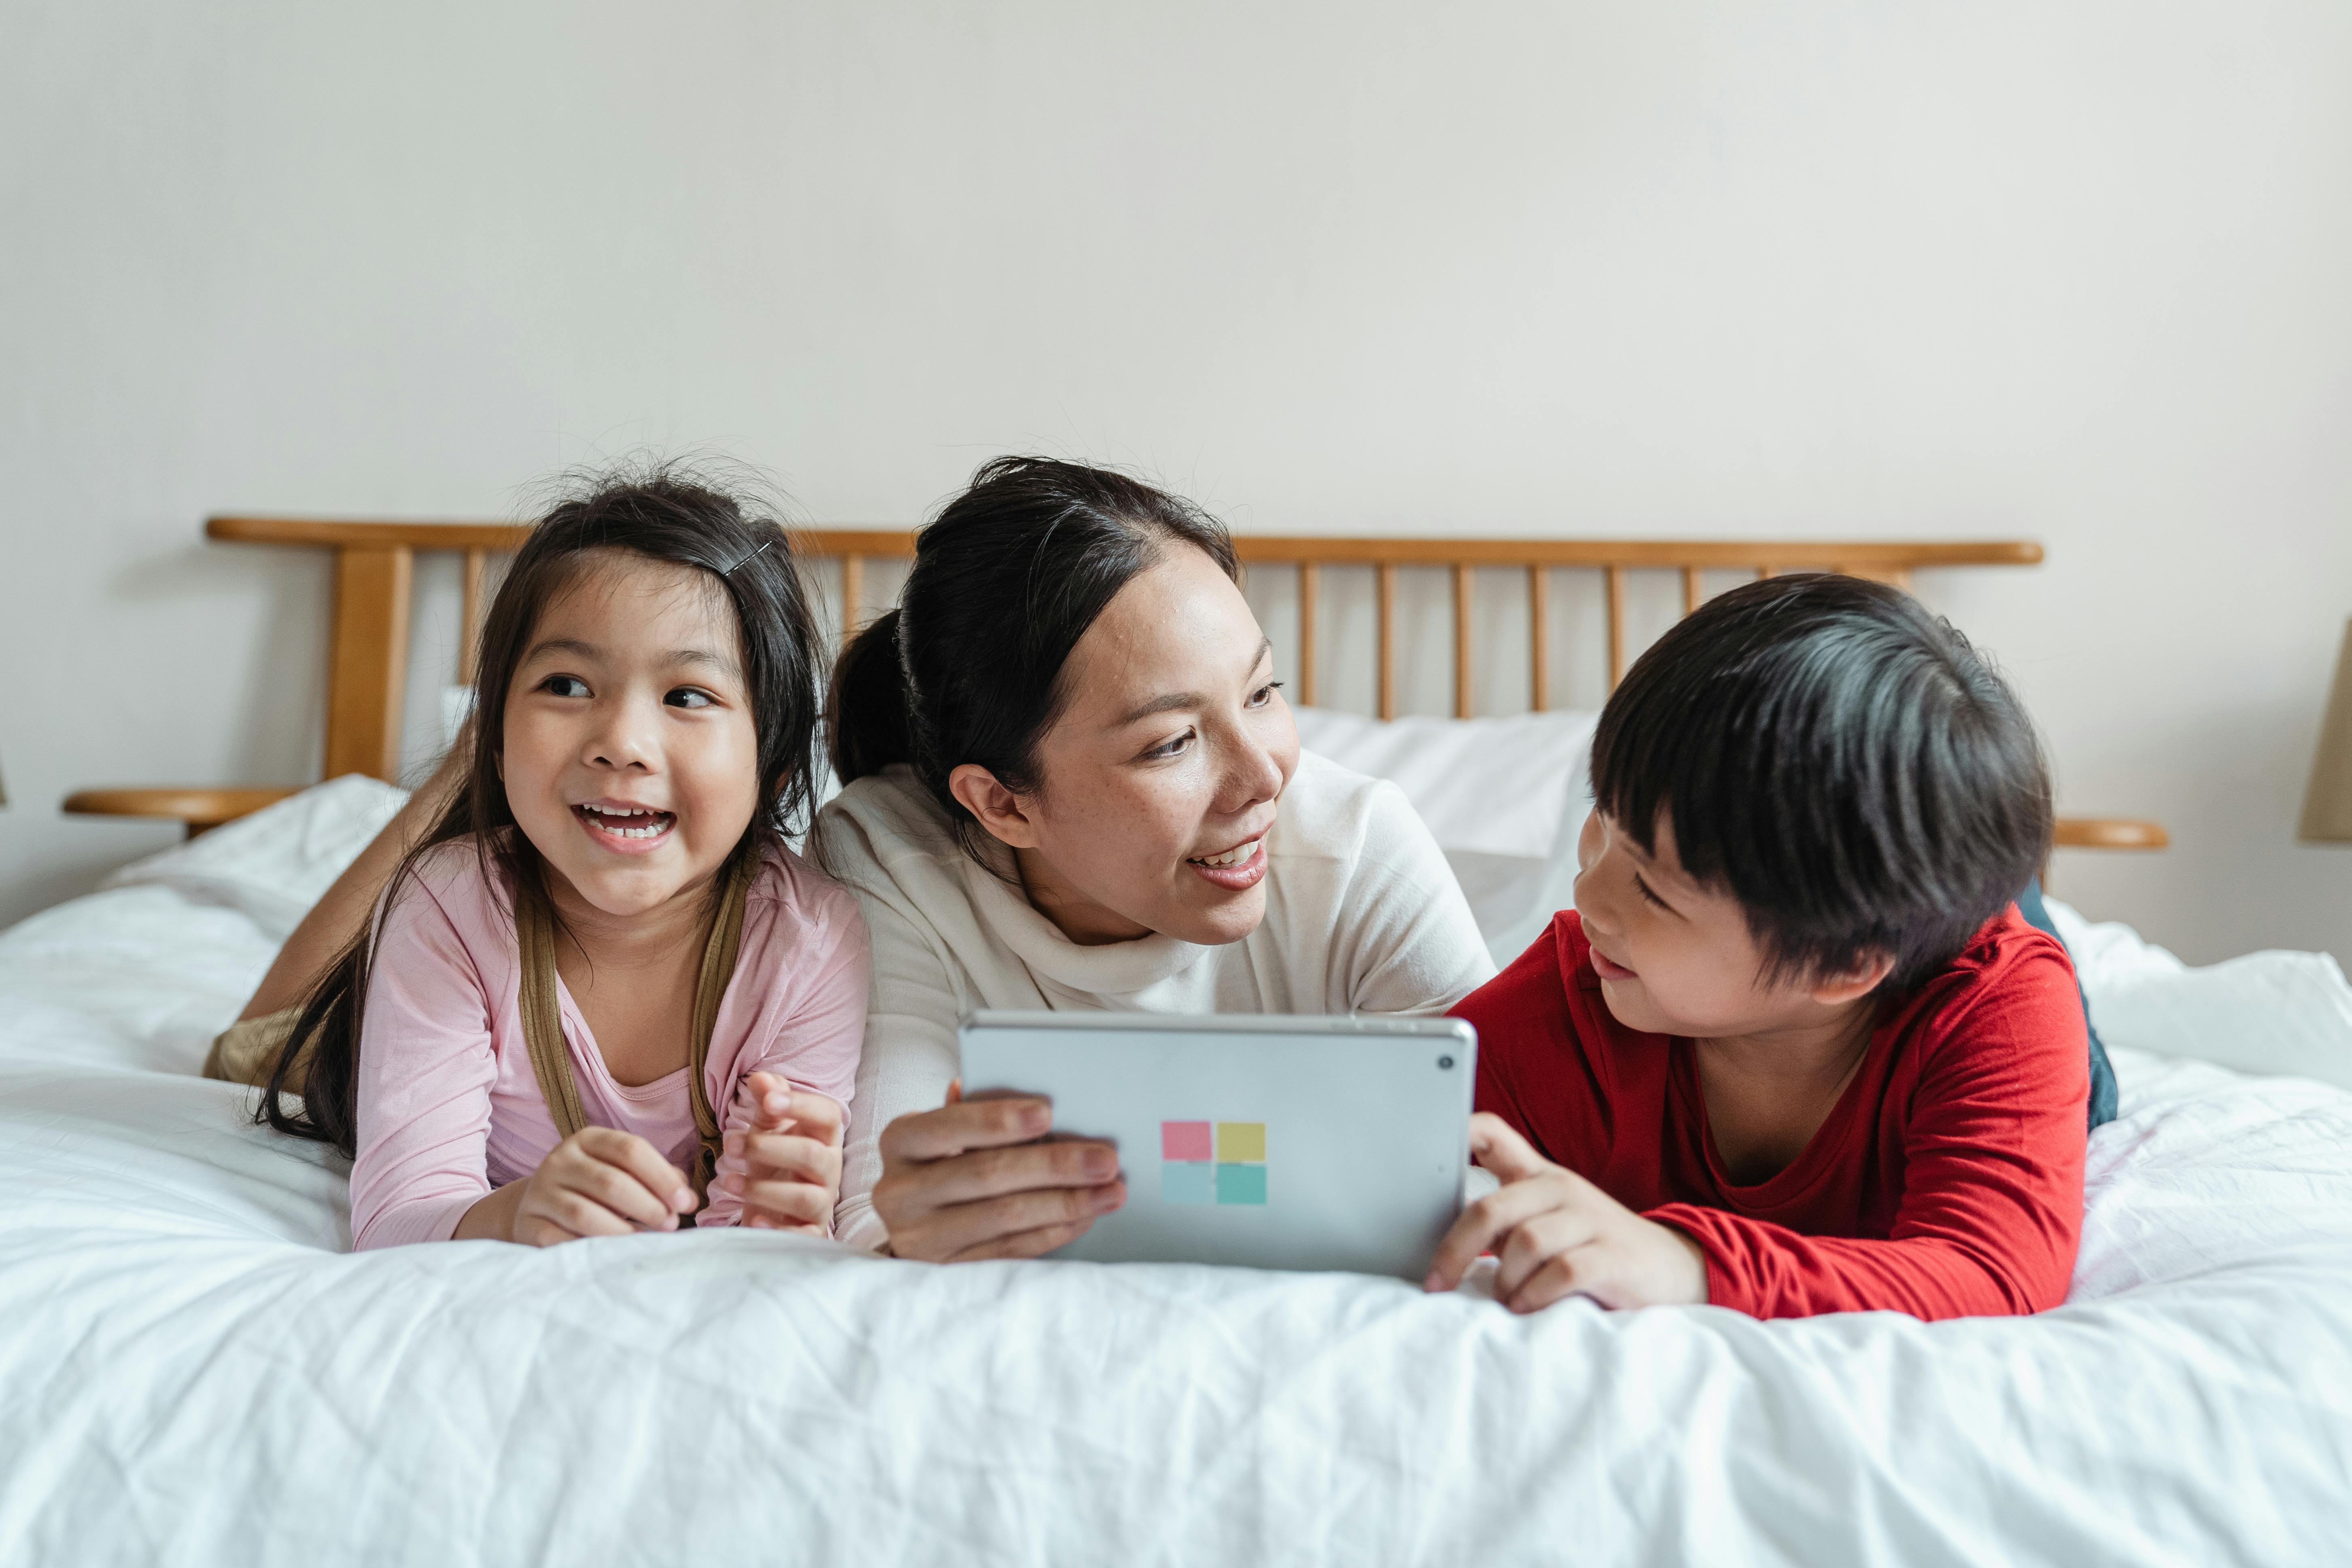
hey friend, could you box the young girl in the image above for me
[259,469,870,1249]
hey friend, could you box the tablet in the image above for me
[958,1010,1478,1280]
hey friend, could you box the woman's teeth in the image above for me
[1188,839,1261,869]
[578,804,673,839]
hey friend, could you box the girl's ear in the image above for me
[948,764,1040,850]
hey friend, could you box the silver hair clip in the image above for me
[723,538,775,576]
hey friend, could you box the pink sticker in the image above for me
[1161,1120,1212,1161]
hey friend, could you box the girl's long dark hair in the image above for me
[826,455,1237,864]
[258,463,824,1158]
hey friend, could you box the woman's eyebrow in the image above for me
[1110,637,1274,728]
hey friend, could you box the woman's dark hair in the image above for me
[1590,572,2051,996]
[259,462,825,1157]
[827,455,1238,861]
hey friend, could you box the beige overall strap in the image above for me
[515,881,588,1140]
[684,860,754,1207]
[514,860,753,1214]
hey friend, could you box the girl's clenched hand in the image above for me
[510,1126,699,1246]
[722,1070,845,1234]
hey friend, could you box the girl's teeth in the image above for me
[1190,840,1260,869]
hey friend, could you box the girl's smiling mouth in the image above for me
[572,801,677,853]
[1185,837,1266,891]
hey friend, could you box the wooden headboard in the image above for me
[62,516,2164,856]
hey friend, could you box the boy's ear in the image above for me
[1809,951,1895,1007]
[947,764,1041,850]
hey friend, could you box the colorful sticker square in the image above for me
[1214,1121,1266,1163]
[1161,1162,1214,1205]
[1161,1120,1213,1161]
[1214,1163,1267,1205]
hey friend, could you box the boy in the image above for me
[1424,574,2089,1320]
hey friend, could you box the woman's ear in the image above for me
[947,764,1041,850]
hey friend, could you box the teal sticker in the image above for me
[1214,1163,1267,1205]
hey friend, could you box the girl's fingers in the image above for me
[543,1190,638,1240]
[728,1131,844,1190]
[563,1160,679,1231]
[778,1091,845,1148]
[732,1178,832,1227]
[576,1127,697,1216]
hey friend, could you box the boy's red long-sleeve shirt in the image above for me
[1456,908,2089,1320]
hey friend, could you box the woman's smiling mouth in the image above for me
[1185,837,1266,891]
[571,801,677,852]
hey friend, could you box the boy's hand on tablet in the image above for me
[1424,1113,1709,1312]
[723,1069,845,1235]
[511,1127,699,1246]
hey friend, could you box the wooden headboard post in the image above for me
[66,519,2160,860]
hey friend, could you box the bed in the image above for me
[13,522,2349,1566]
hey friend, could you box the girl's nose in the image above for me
[584,699,658,771]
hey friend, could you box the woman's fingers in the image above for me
[879,1097,1053,1164]
[945,1218,1096,1264]
[919,1139,1119,1207]
[897,1178,1125,1260]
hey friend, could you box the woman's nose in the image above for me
[1220,729,1286,813]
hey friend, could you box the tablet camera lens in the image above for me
[1437,1054,1455,1070]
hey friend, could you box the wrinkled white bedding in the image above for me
[3,802,2351,1564]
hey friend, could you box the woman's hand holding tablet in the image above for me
[870,1082,1128,1261]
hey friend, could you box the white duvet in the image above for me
[3,790,2351,1566]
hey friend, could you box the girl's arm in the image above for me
[703,884,871,1231]
[239,746,466,1022]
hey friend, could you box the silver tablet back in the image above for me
[958,1011,1477,1280]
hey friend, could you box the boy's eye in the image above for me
[1632,874,1672,912]
[1246,681,1284,710]
[1142,729,1196,762]
[665,687,716,710]
[541,675,590,698]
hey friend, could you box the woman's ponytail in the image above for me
[828,608,920,785]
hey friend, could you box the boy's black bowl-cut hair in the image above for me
[1590,572,2051,996]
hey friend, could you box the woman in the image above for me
[814,457,1493,1260]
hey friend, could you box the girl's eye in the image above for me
[541,675,590,698]
[1246,681,1285,710]
[665,688,715,710]
[1142,730,1196,762]
[1633,874,1671,912]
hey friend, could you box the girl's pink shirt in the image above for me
[349,839,870,1250]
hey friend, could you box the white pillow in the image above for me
[2048,898,2352,1092]
[1291,707,1596,964]
[102,776,410,942]
[1290,707,1596,860]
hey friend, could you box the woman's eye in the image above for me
[1142,730,1196,762]
[1246,681,1285,709]
[665,687,715,709]
[541,675,590,698]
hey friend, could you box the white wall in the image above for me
[3,1,2349,964]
